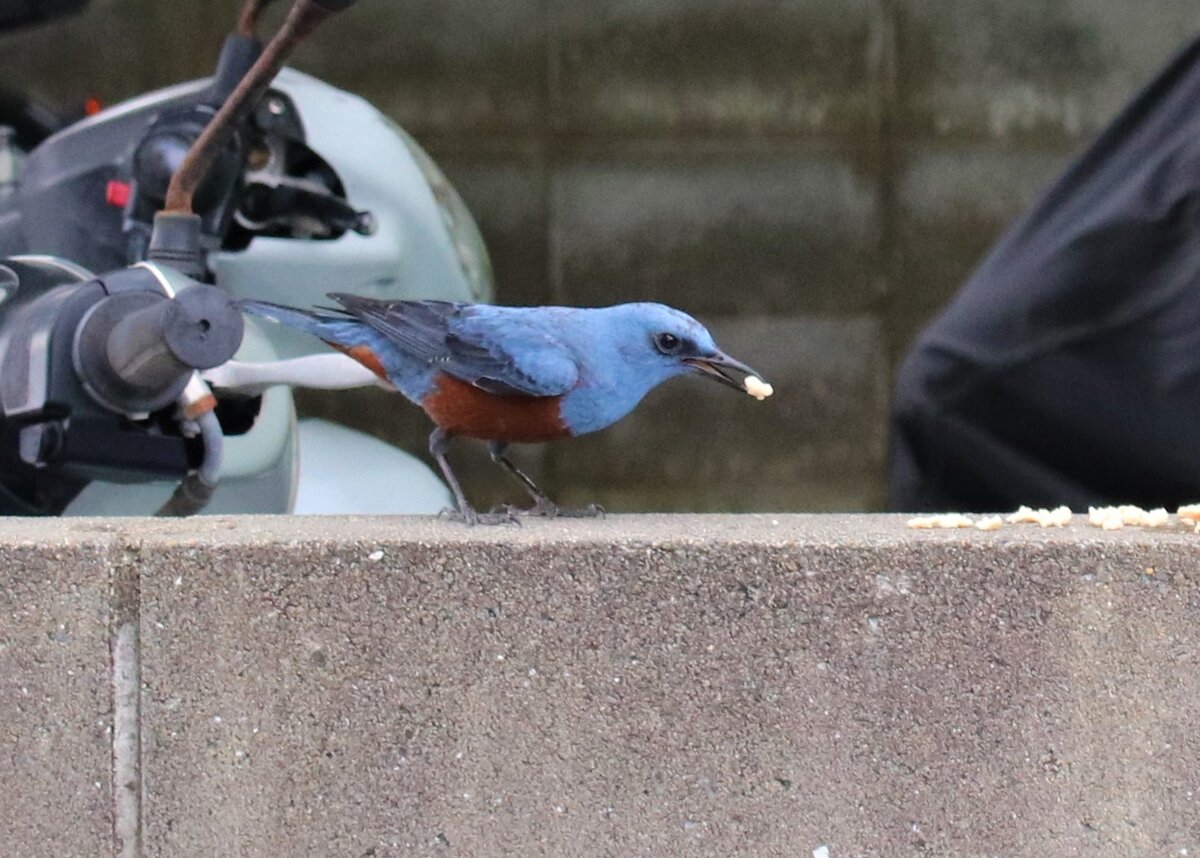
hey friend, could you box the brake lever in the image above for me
[203,352,389,397]
[237,174,376,238]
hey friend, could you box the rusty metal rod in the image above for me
[163,0,332,214]
[237,0,267,37]
[237,0,286,38]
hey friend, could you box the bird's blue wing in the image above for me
[447,306,581,396]
[328,294,579,397]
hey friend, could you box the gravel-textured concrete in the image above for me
[2,514,1199,856]
[0,528,116,858]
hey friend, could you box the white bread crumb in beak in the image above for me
[744,375,773,401]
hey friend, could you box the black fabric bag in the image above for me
[890,35,1200,512]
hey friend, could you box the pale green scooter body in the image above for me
[65,69,491,516]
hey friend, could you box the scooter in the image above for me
[0,0,493,515]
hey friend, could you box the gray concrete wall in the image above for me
[3,2,1200,510]
[4,514,1200,856]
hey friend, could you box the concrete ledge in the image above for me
[3,515,1200,856]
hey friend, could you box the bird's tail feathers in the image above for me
[236,299,346,337]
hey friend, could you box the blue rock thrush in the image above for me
[239,295,772,524]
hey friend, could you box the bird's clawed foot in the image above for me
[437,505,521,527]
[497,499,606,519]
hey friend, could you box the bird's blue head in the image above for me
[597,303,767,394]
[558,302,771,436]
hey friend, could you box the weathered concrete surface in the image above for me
[557,0,876,136]
[4,515,1200,856]
[900,0,1200,143]
[553,154,881,316]
[0,528,116,858]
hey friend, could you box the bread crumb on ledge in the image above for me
[906,503,1199,533]
[907,513,975,530]
[1088,505,1170,529]
[1006,505,1072,527]
[1177,503,1200,523]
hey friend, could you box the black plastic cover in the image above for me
[2,81,206,271]
[209,35,264,104]
[890,34,1200,513]
[0,0,87,32]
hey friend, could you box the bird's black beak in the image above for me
[684,351,767,395]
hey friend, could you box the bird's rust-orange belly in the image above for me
[324,341,390,380]
[422,373,570,443]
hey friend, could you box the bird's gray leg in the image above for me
[487,442,604,519]
[488,442,551,503]
[429,429,517,526]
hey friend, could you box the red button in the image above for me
[105,180,131,208]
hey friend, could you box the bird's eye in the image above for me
[655,332,683,354]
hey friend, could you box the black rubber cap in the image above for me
[312,0,357,10]
[163,285,244,371]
